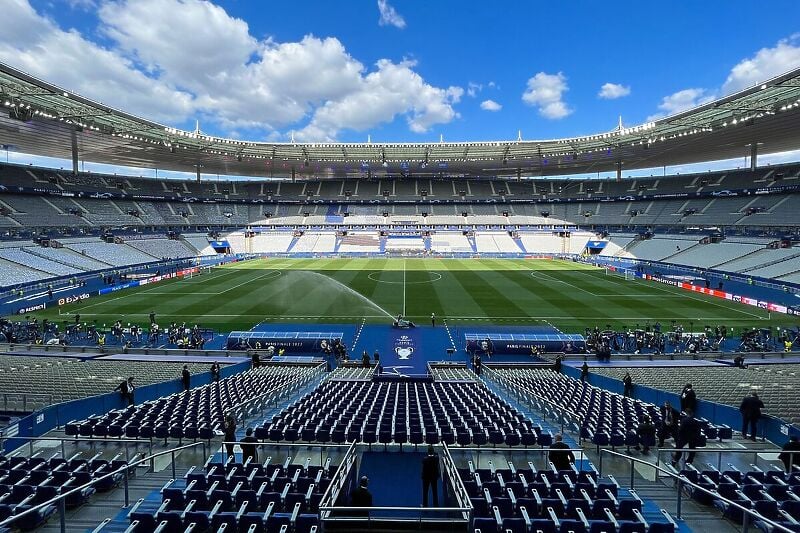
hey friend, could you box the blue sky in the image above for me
[2,0,800,177]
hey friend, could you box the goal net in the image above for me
[605,267,636,280]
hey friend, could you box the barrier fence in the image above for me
[598,448,797,533]
[0,441,207,533]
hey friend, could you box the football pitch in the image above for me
[34,257,793,335]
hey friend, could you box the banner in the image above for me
[645,274,791,315]
[226,331,342,352]
[465,334,585,355]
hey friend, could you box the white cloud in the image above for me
[648,35,800,121]
[598,82,631,100]
[377,0,406,29]
[467,82,482,98]
[522,72,572,119]
[0,0,195,123]
[647,88,715,121]
[480,99,502,112]
[67,0,97,9]
[722,34,800,94]
[296,59,462,141]
[0,0,460,141]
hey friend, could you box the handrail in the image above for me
[224,363,324,420]
[1,435,153,464]
[441,442,473,521]
[653,445,794,473]
[318,440,358,518]
[1,392,53,411]
[319,506,471,513]
[0,441,207,531]
[598,448,796,533]
[482,365,584,435]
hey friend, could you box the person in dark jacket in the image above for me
[210,362,221,382]
[671,410,701,466]
[739,391,764,441]
[114,377,135,405]
[223,415,236,459]
[658,401,680,447]
[580,361,589,383]
[240,427,258,464]
[635,416,656,454]
[421,445,440,507]
[553,355,563,373]
[680,383,697,413]
[778,436,800,472]
[361,350,371,368]
[181,365,191,391]
[622,372,633,397]
[549,434,575,471]
[351,476,372,515]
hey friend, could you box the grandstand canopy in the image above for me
[1,61,800,180]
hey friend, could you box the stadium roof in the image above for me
[1,61,800,180]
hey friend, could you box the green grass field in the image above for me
[30,258,793,334]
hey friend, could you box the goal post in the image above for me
[604,266,636,280]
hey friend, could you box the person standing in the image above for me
[115,377,135,406]
[680,383,697,413]
[181,365,191,391]
[373,350,380,364]
[149,311,156,325]
[240,427,259,464]
[549,434,575,471]
[210,362,221,382]
[622,372,633,397]
[223,416,237,459]
[580,362,589,383]
[659,401,680,447]
[474,354,482,376]
[431,313,436,327]
[739,391,764,441]
[421,446,440,507]
[553,355,563,374]
[636,416,656,454]
[362,350,371,368]
[351,476,372,515]
[671,409,701,466]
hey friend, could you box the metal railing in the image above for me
[597,448,797,533]
[0,391,53,412]
[0,441,207,533]
[224,363,325,421]
[0,436,154,466]
[482,365,584,437]
[449,445,589,472]
[317,442,473,526]
[318,440,358,520]
[440,442,474,522]
[217,441,351,472]
[651,445,786,474]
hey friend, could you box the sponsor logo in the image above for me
[394,334,414,360]
[58,293,89,306]
[18,303,46,314]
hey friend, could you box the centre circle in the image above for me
[367,271,443,284]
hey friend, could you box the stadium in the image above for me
[1,3,800,533]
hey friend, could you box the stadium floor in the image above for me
[30,258,795,338]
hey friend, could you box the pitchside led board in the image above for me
[465,333,586,356]
[226,331,343,353]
